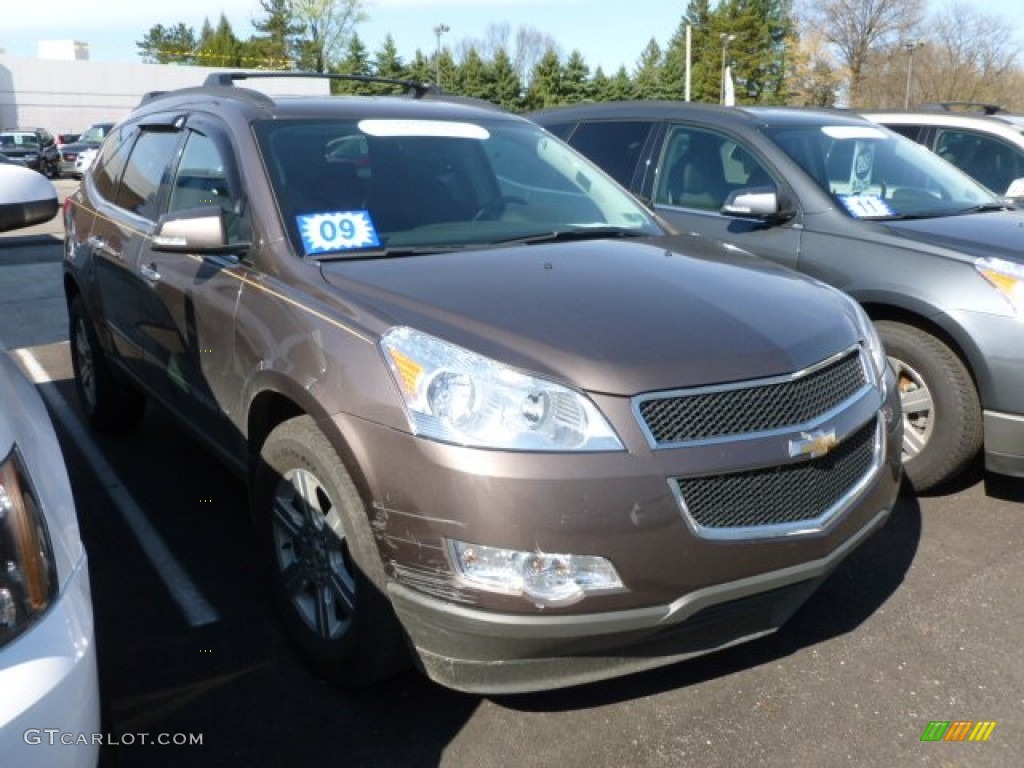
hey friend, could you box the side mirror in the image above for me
[0,165,58,232]
[152,206,249,255]
[721,186,794,224]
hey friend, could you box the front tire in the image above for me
[256,416,409,687]
[876,321,982,492]
[69,296,146,432]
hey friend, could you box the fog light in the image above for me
[446,539,623,607]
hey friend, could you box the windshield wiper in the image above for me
[495,226,647,245]
[309,244,467,261]
[955,202,1013,215]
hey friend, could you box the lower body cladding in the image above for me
[338,383,903,694]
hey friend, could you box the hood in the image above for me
[320,236,862,395]
[883,209,1024,262]
[59,140,102,154]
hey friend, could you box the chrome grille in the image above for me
[637,349,867,445]
[674,418,879,534]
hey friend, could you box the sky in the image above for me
[3,0,1024,76]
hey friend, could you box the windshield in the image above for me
[253,116,662,257]
[79,125,108,143]
[0,133,38,150]
[765,123,999,219]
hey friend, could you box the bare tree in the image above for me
[292,0,367,72]
[456,23,558,85]
[800,0,924,105]
[915,2,1022,108]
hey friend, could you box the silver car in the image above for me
[0,165,99,768]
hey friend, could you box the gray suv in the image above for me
[63,74,900,693]
[531,102,1024,492]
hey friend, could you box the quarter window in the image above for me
[563,121,653,187]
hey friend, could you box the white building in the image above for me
[0,53,325,134]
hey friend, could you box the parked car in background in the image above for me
[0,163,100,768]
[530,101,1024,492]
[0,152,28,167]
[63,72,901,694]
[0,128,60,178]
[73,147,98,177]
[862,103,1024,202]
[58,122,114,178]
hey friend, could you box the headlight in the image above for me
[381,327,623,451]
[846,298,887,382]
[976,257,1024,316]
[0,447,57,647]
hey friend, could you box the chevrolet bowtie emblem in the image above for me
[789,429,839,459]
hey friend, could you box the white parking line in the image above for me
[14,345,219,628]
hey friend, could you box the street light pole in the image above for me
[685,25,692,102]
[433,23,450,87]
[904,40,923,109]
[720,33,735,105]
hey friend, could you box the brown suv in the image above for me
[62,73,902,694]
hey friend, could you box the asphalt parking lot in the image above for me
[2,183,1022,767]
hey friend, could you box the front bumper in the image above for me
[984,410,1024,477]
[389,507,890,694]
[0,554,100,768]
[334,368,902,693]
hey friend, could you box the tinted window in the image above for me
[655,126,769,211]
[253,117,661,256]
[564,121,653,187]
[91,125,136,201]
[934,128,1024,195]
[885,124,923,142]
[115,129,180,221]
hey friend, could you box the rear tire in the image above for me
[256,416,409,687]
[876,321,982,492]
[69,296,146,432]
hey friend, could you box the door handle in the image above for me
[140,263,161,283]
[88,235,121,260]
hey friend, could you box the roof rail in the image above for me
[920,101,1006,116]
[201,71,441,99]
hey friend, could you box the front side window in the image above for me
[767,123,996,219]
[934,128,1024,196]
[115,129,181,221]
[654,126,773,211]
[253,117,661,258]
[168,130,244,242]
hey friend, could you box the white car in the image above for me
[862,104,1024,201]
[0,164,100,768]
[73,148,98,177]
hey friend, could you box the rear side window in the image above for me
[114,129,180,221]
[91,126,136,201]
[563,121,653,187]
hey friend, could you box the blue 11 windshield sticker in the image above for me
[298,211,380,255]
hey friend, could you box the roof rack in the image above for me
[920,101,1006,116]
[201,71,441,99]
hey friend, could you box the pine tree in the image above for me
[632,39,664,99]
[249,0,302,69]
[490,49,524,111]
[525,49,564,110]
[562,50,592,103]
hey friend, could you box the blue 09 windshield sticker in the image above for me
[297,211,380,255]
[838,194,893,219]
